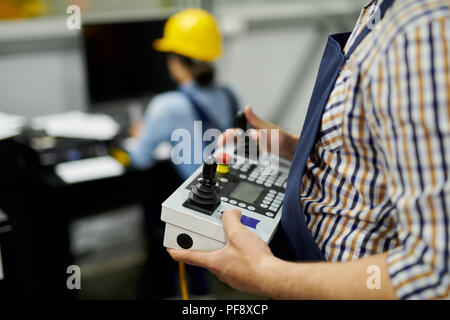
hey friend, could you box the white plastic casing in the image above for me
[161,152,290,251]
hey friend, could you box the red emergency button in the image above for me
[216,152,232,174]
[217,152,232,164]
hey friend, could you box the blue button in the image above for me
[240,215,260,229]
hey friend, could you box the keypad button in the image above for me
[272,199,282,205]
[238,203,247,208]
[264,183,273,187]
[220,197,229,202]
[220,177,229,183]
[247,206,255,211]
[229,200,237,205]
[265,212,274,217]
[269,206,278,212]
[269,190,277,194]
[260,204,268,208]
[239,174,247,179]
[262,200,271,205]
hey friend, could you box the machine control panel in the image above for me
[185,163,287,219]
[161,111,290,251]
[161,152,290,251]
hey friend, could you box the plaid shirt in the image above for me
[300,0,450,299]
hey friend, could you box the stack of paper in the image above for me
[32,111,120,141]
[0,112,26,140]
[55,156,125,184]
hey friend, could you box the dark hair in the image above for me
[169,53,215,86]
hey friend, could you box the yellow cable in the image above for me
[178,262,189,300]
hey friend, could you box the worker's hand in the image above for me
[129,121,143,138]
[218,106,299,160]
[168,209,276,296]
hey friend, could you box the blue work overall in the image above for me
[177,86,239,134]
[271,0,395,261]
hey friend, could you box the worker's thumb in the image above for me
[221,209,245,240]
[244,105,278,130]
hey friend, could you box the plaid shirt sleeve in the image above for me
[367,15,450,299]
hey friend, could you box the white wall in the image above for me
[0,43,86,117]
[218,25,324,134]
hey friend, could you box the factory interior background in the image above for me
[0,0,364,299]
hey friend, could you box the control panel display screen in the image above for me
[230,181,263,204]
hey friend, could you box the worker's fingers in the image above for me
[244,105,278,130]
[217,127,260,149]
[221,209,245,240]
[217,106,278,148]
[217,128,240,147]
[168,248,217,269]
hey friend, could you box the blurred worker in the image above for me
[170,0,450,299]
[129,8,239,299]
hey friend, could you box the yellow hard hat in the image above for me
[153,8,223,62]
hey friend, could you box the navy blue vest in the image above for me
[271,0,395,261]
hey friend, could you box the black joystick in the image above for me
[235,111,248,131]
[183,156,220,215]
[235,111,258,159]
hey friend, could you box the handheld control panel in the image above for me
[161,114,290,251]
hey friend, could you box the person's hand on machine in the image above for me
[218,105,299,160]
[168,209,277,296]
[169,106,299,296]
[168,107,302,297]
